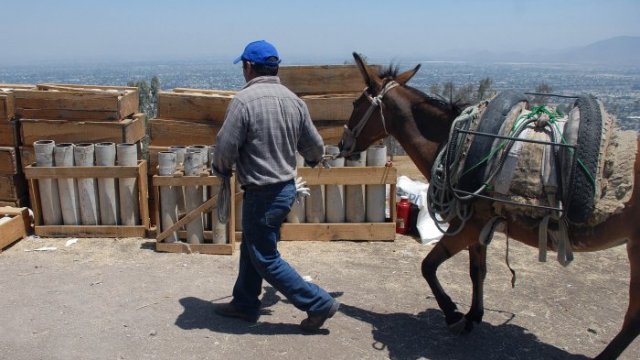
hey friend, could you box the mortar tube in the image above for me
[95,142,119,225]
[208,146,227,244]
[74,143,99,225]
[34,140,62,225]
[184,150,204,244]
[346,151,366,223]
[325,146,345,223]
[366,145,387,222]
[287,152,306,223]
[188,145,209,229]
[305,179,325,223]
[117,143,140,225]
[169,145,187,215]
[54,143,81,225]
[158,151,179,242]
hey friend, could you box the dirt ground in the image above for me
[1,157,638,360]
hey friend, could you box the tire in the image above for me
[566,95,602,224]
[460,90,528,192]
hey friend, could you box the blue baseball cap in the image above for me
[233,40,281,66]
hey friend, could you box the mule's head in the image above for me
[338,52,421,158]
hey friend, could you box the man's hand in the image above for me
[295,177,310,203]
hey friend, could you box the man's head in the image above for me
[234,40,280,81]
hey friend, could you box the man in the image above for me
[211,40,339,332]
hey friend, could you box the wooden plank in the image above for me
[278,65,380,95]
[137,161,150,228]
[150,119,219,147]
[0,197,29,207]
[0,147,19,174]
[20,114,145,145]
[0,120,20,146]
[0,175,27,200]
[155,242,234,255]
[297,166,396,185]
[37,83,137,92]
[315,123,346,145]
[14,87,138,121]
[280,223,395,241]
[157,91,233,122]
[34,225,146,238]
[0,207,30,251]
[173,88,237,96]
[153,174,223,187]
[302,93,358,121]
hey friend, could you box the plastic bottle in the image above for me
[396,196,411,234]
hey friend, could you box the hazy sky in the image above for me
[2,0,639,65]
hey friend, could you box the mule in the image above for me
[337,52,640,360]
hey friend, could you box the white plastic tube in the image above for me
[158,151,178,242]
[346,151,366,223]
[169,145,187,214]
[208,146,227,244]
[366,145,387,222]
[184,149,204,244]
[34,140,62,225]
[74,143,99,225]
[54,143,81,225]
[325,146,345,223]
[95,142,119,225]
[117,143,139,225]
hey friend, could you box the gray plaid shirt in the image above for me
[212,76,324,187]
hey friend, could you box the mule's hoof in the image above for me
[448,316,467,335]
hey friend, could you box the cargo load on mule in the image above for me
[428,91,637,265]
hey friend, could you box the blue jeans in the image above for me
[231,179,335,318]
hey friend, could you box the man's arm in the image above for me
[296,102,324,167]
[212,98,247,176]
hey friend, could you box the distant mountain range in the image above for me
[437,36,640,66]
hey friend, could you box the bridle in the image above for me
[340,80,399,155]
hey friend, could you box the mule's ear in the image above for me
[353,52,380,89]
[395,64,421,86]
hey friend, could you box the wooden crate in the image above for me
[149,119,219,147]
[157,90,234,122]
[0,92,14,121]
[20,113,146,145]
[236,166,397,241]
[24,160,149,237]
[0,147,20,174]
[0,207,30,252]
[0,197,29,208]
[0,120,20,146]
[302,93,359,121]
[153,173,236,255]
[14,84,139,121]
[1,85,36,121]
[278,65,380,95]
[0,174,27,200]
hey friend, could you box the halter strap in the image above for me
[342,81,399,154]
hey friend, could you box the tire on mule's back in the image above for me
[460,90,528,193]
[566,95,602,224]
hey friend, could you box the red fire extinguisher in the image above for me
[396,196,411,234]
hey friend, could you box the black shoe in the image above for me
[300,300,340,332]
[213,302,259,323]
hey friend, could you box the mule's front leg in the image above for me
[422,226,478,334]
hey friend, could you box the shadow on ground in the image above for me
[338,303,589,360]
[176,288,588,359]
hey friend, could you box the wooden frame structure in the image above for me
[152,173,236,255]
[0,206,30,252]
[236,166,397,241]
[24,160,149,237]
